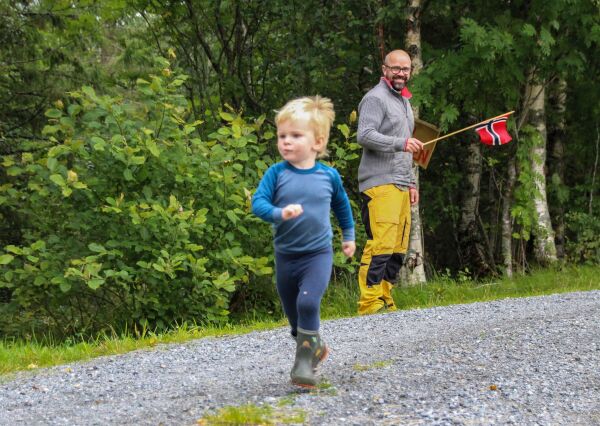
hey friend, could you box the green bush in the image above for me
[565,211,600,265]
[0,59,274,337]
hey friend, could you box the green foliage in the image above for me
[327,110,364,272]
[511,125,543,241]
[134,0,381,119]
[0,58,275,337]
[565,212,600,265]
[0,0,131,141]
[413,13,522,125]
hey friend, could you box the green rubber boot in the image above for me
[312,334,329,372]
[290,328,328,388]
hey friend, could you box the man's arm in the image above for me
[357,97,424,153]
[357,97,406,152]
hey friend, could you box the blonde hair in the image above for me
[275,96,335,158]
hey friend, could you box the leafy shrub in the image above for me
[0,59,274,337]
[565,211,600,265]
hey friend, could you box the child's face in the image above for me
[276,118,324,169]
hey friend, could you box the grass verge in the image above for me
[321,264,600,317]
[1,265,599,377]
[0,319,285,377]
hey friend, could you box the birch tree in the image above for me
[548,78,568,259]
[400,0,427,283]
[501,152,517,277]
[523,70,557,264]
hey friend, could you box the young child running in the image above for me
[252,96,356,388]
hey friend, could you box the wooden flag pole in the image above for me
[422,111,515,147]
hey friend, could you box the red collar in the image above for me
[382,77,412,99]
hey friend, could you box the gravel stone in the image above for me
[1,291,599,425]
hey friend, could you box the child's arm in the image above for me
[252,164,303,222]
[329,168,356,257]
[252,166,283,223]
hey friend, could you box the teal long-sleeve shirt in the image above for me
[252,161,355,254]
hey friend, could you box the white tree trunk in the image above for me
[400,0,426,284]
[549,78,567,258]
[501,155,516,277]
[524,73,557,264]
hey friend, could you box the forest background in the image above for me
[1,0,598,341]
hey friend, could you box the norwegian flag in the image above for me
[475,115,512,146]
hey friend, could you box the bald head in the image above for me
[384,50,411,65]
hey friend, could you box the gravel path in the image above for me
[1,290,599,425]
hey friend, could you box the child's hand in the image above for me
[281,204,303,220]
[342,241,356,257]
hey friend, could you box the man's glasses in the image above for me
[384,65,411,74]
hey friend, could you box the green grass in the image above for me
[197,403,306,425]
[0,319,285,377]
[1,265,599,377]
[353,360,394,371]
[322,264,600,317]
[397,265,600,309]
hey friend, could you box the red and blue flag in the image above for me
[475,115,512,146]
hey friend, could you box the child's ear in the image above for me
[313,135,325,152]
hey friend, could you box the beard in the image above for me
[391,78,406,90]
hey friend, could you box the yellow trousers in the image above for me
[358,185,411,315]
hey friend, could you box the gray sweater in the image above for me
[357,79,415,192]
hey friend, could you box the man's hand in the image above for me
[404,137,424,153]
[281,204,303,220]
[342,241,356,257]
[409,187,419,205]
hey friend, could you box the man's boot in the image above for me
[290,328,328,388]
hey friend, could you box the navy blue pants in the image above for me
[275,246,333,333]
